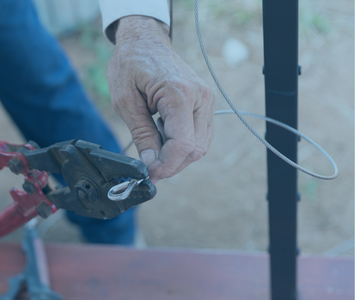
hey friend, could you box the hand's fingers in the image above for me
[161,106,214,177]
[204,91,215,151]
[110,87,163,168]
[205,121,214,154]
[189,108,208,161]
[164,89,215,177]
[149,87,215,181]
[148,96,196,181]
[157,117,167,144]
[167,108,208,175]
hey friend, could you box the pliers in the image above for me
[0,139,156,238]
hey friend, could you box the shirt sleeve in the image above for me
[99,0,170,44]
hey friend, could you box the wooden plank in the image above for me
[0,243,353,300]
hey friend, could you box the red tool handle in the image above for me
[0,200,38,237]
[0,140,59,238]
[0,187,57,238]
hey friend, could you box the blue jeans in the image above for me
[0,0,136,244]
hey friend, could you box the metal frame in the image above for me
[262,0,299,299]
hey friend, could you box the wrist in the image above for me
[115,16,170,45]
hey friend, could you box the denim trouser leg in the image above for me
[0,0,136,244]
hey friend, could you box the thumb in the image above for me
[116,94,163,168]
[140,148,158,168]
[140,117,167,167]
[131,119,161,167]
[129,114,162,168]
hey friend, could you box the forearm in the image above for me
[116,15,170,45]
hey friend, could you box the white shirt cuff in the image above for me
[99,0,170,44]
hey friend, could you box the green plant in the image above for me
[78,22,113,108]
[301,178,320,204]
[311,14,331,34]
[299,2,331,36]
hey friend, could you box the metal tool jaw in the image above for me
[0,139,156,238]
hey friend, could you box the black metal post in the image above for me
[262,0,299,299]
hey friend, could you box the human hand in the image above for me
[107,16,215,184]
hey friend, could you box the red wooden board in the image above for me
[0,243,353,300]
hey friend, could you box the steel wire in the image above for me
[194,0,338,180]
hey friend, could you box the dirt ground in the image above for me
[0,0,353,257]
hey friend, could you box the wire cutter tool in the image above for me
[0,139,156,238]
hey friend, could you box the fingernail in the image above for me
[151,179,160,185]
[140,149,156,167]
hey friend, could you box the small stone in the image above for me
[222,38,249,67]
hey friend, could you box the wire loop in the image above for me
[108,178,146,201]
[195,0,338,180]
